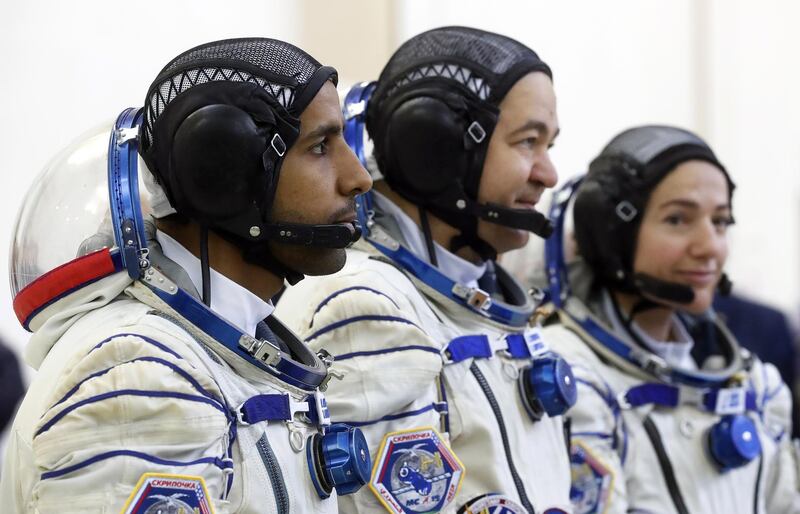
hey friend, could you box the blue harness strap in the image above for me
[620,383,758,414]
[237,391,331,427]
[443,329,547,364]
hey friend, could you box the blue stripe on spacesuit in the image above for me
[310,286,401,328]
[338,402,448,427]
[572,431,615,440]
[35,389,227,437]
[83,334,236,499]
[334,345,440,361]
[39,449,233,480]
[574,376,629,461]
[49,356,225,412]
[575,377,617,411]
[89,333,184,360]
[305,315,422,342]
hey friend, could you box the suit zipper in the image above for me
[470,362,535,514]
[752,454,763,514]
[642,416,689,514]
[256,432,290,514]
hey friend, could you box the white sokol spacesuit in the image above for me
[542,126,800,514]
[276,189,575,514]
[2,38,371,514]
[277,27,577,513]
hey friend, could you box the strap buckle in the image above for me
[466,288,492,310]
[467,121,486,143]
[271,133,287,157]
[616,390,632,410]
[238,334,281,366]
[117,126,139,145]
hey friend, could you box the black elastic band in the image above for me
[200,225,211,306]
[419,206,438,267]
[642,416,689,514]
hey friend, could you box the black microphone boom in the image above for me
[264,222,361,248]
[633,273,695,305]
[478,202,554,238]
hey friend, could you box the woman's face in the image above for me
[633,160,733,314]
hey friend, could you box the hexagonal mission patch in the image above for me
[121,473,215,514]
[370,427,464,513]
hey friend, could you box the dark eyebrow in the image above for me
[508,119,560,141]
[658,199,731,211]
[302,121,342,142]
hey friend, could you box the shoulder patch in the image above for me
[459,493,527,513]
[121,473,215,514]
[569,442,613,514]
[370,427,464,513]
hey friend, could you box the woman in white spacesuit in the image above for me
[543,125,800,513]
[2,38,373,513]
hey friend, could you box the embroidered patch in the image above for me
[121,473,215,514]
[370,426,464,513]
[569,442,613,514]
[459,493,527,513]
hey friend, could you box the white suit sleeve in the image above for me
[753,360,800,514]
[277,267,444,513]
[28,332,233,513]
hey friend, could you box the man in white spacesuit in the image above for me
[2,38,373,513]
[542,125,800,513]
[276,27,576,514]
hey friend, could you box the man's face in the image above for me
[269,81,372,275]
[477,72,559,254]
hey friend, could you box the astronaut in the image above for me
[542,125,800,513]
[1,38,374,513]
[275,27,576,514]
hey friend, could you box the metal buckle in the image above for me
[466,288,492,310]
[615,201,637,222]
[235,402,251,426]
[239,334,281,366]
[345,99,366,120]
[467,121,486,143]
[117,126,139,145]
[616,391,632,410]
[271,133,287,157]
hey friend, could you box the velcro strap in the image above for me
[237,393,309,425]
[620,383,757,415]
[443,328,548,364]
[703,387,756,415]
[443,335,493,363]
[621,383,679,409]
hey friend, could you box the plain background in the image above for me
[2,0,799,372]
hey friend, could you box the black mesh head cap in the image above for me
[139,37,338,224]
[365,26,551,258]
[573,125,735,292]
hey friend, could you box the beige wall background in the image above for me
[1,0,798,369]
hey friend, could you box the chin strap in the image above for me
[200,225,211,306]
[418,206,439,267]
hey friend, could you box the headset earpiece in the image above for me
[170,104,270,222]
[384,95,470,197]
